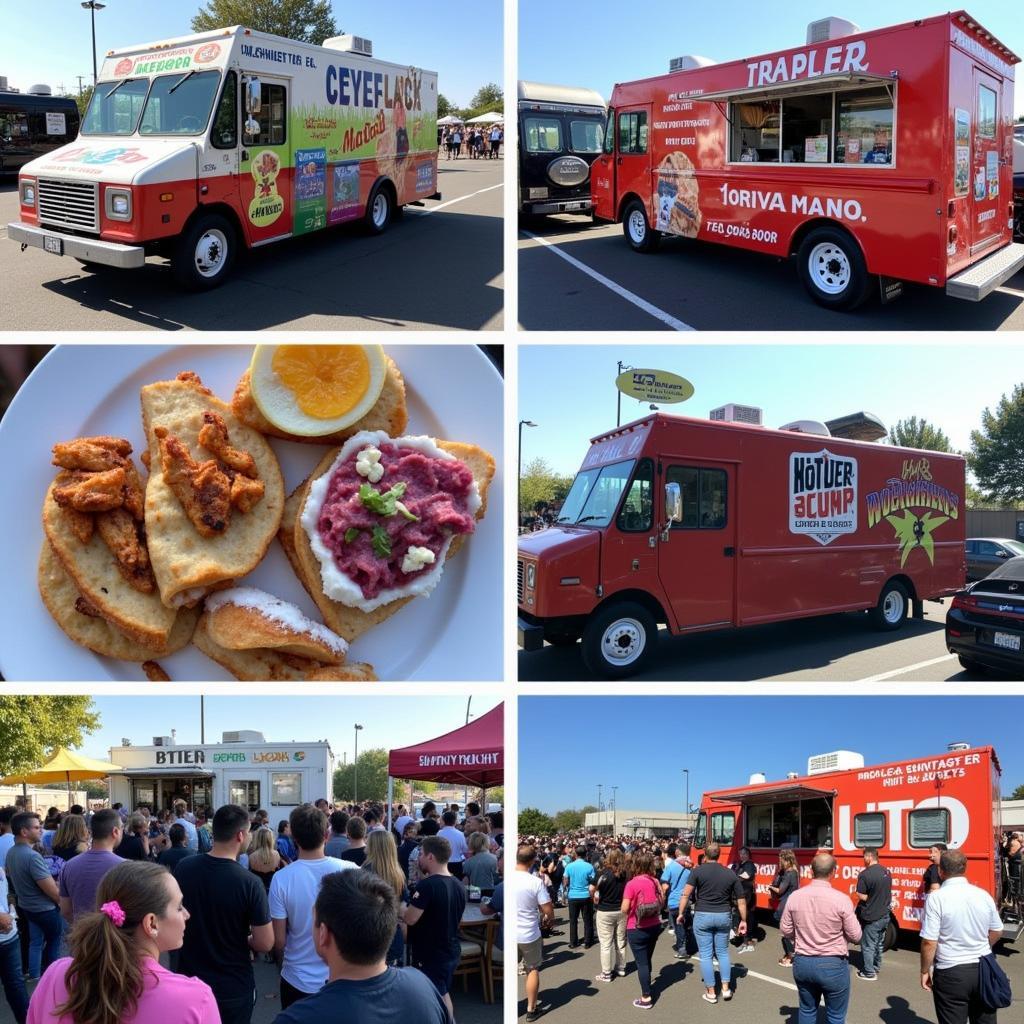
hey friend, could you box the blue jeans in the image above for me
[792,955,851,1024]
[670,904,692,952]
[859,916,887,976]
[626,925,660,999]
[693,911,732,989]
[21,907,62,976]
[0,938,29,1024]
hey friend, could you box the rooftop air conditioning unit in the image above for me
[222,730,265,744]
[779,419,831,436]
[749,772,767,785]
[710,403,763,425]
[152,736,174,747]
[120,738,132,747]
[806,17,861,44]
[807,750,864,775]
[669,55,716,73]
[323,34,372,56]
[786,771,799,780]
[28,84,52,96]
[947,741,970,752]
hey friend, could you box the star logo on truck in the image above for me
[885,509,949,566]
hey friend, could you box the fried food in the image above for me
[199,411,258,478]
[52,438,129,472]
[155,427,233,539]
[63,507,94,544]
[141,661,170,681]
[52,467,126,513]
[230,473,265,513]
[95,508,155,594]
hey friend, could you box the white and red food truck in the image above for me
[694,743,1022,946]
[8,27,438,288]
[591,12,1024,308]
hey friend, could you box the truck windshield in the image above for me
[570,118,604,153]
[139,69,221,135]
[82,78,150,135]
[692,813,707,849]
[558,460,637,526]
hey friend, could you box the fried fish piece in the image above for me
[199,411,259,478]
[62,507,94,544]
[230,473,265,513]
[52,437,130,472]
[142,660,170,681]
[53,467,127,512]
[95,508,155,594]
[122,460,146,521]
[154,427,232,538]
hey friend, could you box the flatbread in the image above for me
[140,373,285,608]
[231,356,408,444]
[282,440,495,643]
[37,541,198,661]
[192,614,377,681]
[204,599,346,664]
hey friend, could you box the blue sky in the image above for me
[70,695,501,766]
[519,697,1024,812]
[518,344,1019,478]
[519,0,1024,118]
[2,1,502,108]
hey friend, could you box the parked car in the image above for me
[946,555,1024,675]
[965,538,1024,581]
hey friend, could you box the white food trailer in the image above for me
[107,730,334,818]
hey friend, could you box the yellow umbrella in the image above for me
[0,748,123,804]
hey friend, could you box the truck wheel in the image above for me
[364,184,393,235]
[882,918,898,952]
[797,226,871,310]
[623,199,661,253]
[581,602,657,677]
[172,213,235,291]
[869,580,909,631]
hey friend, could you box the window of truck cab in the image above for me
[727,84,894,167]
[139,69,222,136]
[558,459,637,528]
[616,459,654,532]
[569,118,604,154]
[666,466,727,530]
[523,116,562,153]
[82,78,151,135]
[692,810,735,849]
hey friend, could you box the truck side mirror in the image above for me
[243,116,260,140]
[244,76,262,115]
[665,482,682,523]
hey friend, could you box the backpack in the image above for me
[978,953,1012,1010]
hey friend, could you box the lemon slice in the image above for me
[249,344,387,437]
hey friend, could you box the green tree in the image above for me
[0,697,100,778]
[192,0,337,43]
[887,416,952,452]
[1009,783,1024,800]
[520,457,574,519]
[552,804,599,832]
[519,807,556,836]
[969,385,1024,504]
[437,94,453,119]
[484,786,504,806]
[332,748,390,802]
[470,83,503,110]
[75,86,93,119]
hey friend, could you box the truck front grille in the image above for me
[37,178,99,232]
[517,559,524,604]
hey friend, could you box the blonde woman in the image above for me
[246,828,283,894]
[463,832,499,892]
[50,816,88,863]
[362,830,410,965]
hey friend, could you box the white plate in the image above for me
[0,344,503,682]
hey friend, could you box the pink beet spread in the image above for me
[317,445,477,598]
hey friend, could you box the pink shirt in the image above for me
[623,875,661,930]
[780,879,862,957]
[28,956,220,1024]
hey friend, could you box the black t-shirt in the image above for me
[733,860,756,901]
[689,862,744,914]
[341,847,367,866]
[409,873,467,967]
[272,965,448,1024]
[398,839,418,878]
[856,863,893,923]
[157,846,195,874]
[923,864,942,892]
[595,868,626,911]
[116,834,147,861]
[175,853,271,1001]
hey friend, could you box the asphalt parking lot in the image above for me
[518,905,1023,1023]
[518,600,1008,682]
[0,158,503,331]
[518,216,1024,331]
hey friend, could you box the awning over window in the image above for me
[709,783,836,804]
[699,72,894,105]
[108,768,215,779]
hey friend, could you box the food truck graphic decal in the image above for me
[789,448,858,545]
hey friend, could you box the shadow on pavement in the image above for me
[880,997,933,1024]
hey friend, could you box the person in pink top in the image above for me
[780,853,862,1024]
[27,859,219,1024]
[620,851,664,1010]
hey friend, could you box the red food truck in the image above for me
[517,410,966,676]
[691,743,1022,947]
[590,12,1024,308]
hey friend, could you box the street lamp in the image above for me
[353,724,364,802]
[682,769,689,830]
[81,2,106,86]
[518,420,537,529]
[616,361,632,427]
[597,783,603,812]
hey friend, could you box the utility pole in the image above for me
[81,2,106,86]
[76,75,86,96]
[518,420,537,528]
[682,768,690,829]
[616,361,632,427]
[200,696,205,744]
[597,783,603,812]
[353,724,363,802]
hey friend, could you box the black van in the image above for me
[0,90,80,176]
[518,80,606,218]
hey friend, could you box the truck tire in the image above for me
[869,579,909,631]
[882,917,898,952]
[623,199,661,253]
[797,226,871,310]
[581,602,657,677]
[172,212,236,291]
[364,183,394,235]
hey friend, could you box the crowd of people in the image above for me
[514,829,1019,1024]
[439,124,503,160]
[1,798,504,1024]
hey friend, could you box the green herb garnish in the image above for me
[344,527,361,544]
[395,500,419,522]
[359,481,408,517]
[371,525,392,558]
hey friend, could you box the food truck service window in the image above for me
[745,798,833,849]
[523,116,561,153]
[667,467,727,530]
[255,83,286,146]
[618,111,648,154]
[229,779,260,812]
[271,772,302,806]
[853,811,886,848]
[908,807,950,848]
[616,459,654,532]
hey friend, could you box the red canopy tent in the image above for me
[386,704,503,824]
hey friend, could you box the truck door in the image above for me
[590,106,617,220]
[969,68,1002,252]
[658,461,736,630]
[615,106,652,218]
[240,75,292,243]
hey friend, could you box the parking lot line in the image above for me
[741,968,799,993]
[520,229,696,331]
[857,653,957,682]
[407,183,503,215]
